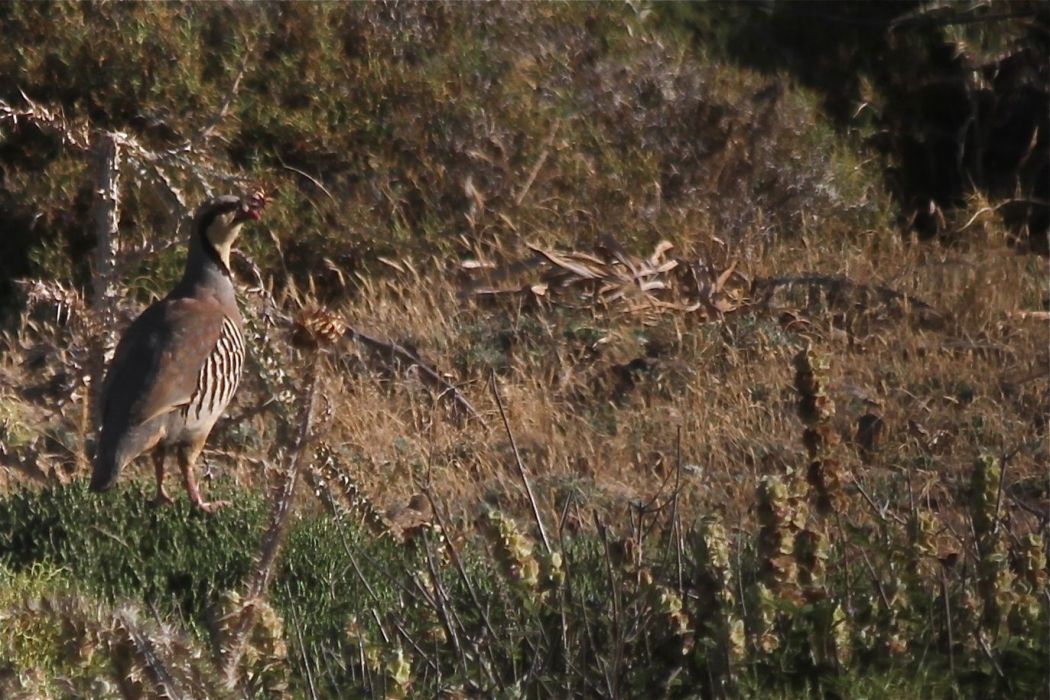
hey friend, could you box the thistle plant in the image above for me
[755,475,805,599]
[215,589,290,698]
[0,588,224,699]
[1013,533,1047,594]
[791,345,852,672]
[309,441,393,540]
[970,455,1014,640]
[691,516,744,684]
[794,345,846,519]
[478,508,541,594]
[750,474,806,654]
[1008,533,1047,646]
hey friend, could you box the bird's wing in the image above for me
[99,296,228,429]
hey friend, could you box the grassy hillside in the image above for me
[0,2,1046,698]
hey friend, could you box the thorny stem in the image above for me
[940,569,956,689]
[220,357,319,686]
[87,132,123,451]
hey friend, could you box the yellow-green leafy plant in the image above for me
[1008,533,1047,646]
[750,472,808,656]
[970,455,1015,641]
[691,515,744,683]
[478,508,540,594]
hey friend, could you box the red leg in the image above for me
[177,443,229,513]
[150,447,173,507]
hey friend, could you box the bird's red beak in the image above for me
[235,206,261,222]
[235,190,268,223]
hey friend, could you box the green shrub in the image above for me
[0,481,265,624]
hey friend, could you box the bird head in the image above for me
[195,191,268,270]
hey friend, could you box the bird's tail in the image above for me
[90,440,122,492]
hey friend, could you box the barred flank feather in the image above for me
[186,317,244,423]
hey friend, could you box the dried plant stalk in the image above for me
[219,310,328,687]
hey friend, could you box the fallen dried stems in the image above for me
[346,324,484,425]
[461,238,747,322]
[751,274,945,329]
[459,239,950,335]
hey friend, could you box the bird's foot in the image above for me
[150,490,174,508]
[193,499,231,514]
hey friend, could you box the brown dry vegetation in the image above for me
[312,220,1048,530]
[0,2,1047,697]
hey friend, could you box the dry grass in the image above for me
[116,206,1038,545]
[2,207,1045,539]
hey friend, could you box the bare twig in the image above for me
[976,631,1005,679]
[992,446,1021,536]
[281,162,337,204]
[420,484,506,690]
[490,369,552,555]
[940,568,957,687]
[853,477,907,526]
[858,548,893,612]
[514,118,561,206]
[595,513,623,699]
[346,324,485,425]
[418,530,471,683]
[284,581,321,700]
[192,35,258,147]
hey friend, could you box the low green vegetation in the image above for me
[2,348,1046,697]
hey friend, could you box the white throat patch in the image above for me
[205,217,244,270]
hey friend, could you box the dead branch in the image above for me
[220,355,319,687]
[344,324,485,425]
[0,92,92,150]
[514,118,561,206]
[490,370,552,555]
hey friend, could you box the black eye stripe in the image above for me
[199,210,219,233]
